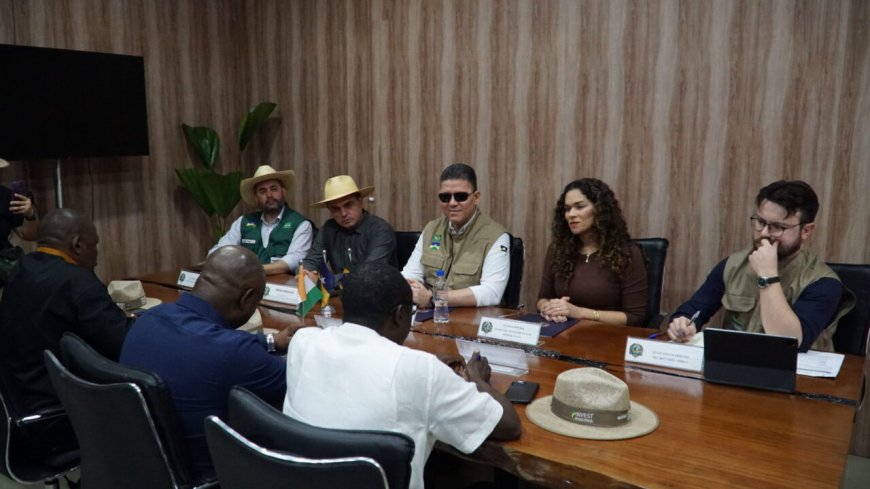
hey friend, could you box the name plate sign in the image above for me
[176,270,200,288]
[455,339,529,377]
[477,316,541,346]
[624,337,704,373]
[263,283,300,306]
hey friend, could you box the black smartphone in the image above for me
[505,380,539,404]
[10,180,28,196]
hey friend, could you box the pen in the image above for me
[648,310,700,339]
[471,349,481,362]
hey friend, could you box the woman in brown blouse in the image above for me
[536,178,648,326]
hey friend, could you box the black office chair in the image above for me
[828,263,870,355]
[632,238,669,328]
[501,235,525,309]
[0,361,79,488]
[45,333,217,489]
[204,415,390,489]
[395,231,421,269]
[214,386,415,489]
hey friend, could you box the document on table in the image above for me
[797,350,845,378]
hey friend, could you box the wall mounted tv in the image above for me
[0,44,149,161]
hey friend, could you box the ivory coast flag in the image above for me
[296,264,322,317]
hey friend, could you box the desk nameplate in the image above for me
[624,337,704,373]
[477,316,541,346]
[263,283,300,306]
[176,270,200,288]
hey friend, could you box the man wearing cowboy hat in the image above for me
[209,164,313,275]
[301,175,396,277]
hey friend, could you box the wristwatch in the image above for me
[265,333,276,353]
[756,276,781,289]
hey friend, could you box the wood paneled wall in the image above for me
[1,1,867,317]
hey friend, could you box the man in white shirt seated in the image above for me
[283,262,521,489]
[401,163,511,307]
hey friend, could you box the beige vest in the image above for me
[722,247,855,352]
[419,213,507,291]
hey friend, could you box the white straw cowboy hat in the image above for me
[107,280,162,312]
[0,158,9,168]
[240,165,296,207]
[311,175,374,208]
[526,368,659,440]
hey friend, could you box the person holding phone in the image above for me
[1,179,39,249]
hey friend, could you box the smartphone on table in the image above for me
[505,380,540,404]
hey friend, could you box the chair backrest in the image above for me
[225,386,414,489]
[204,415,388,489]
[395,231,421,269]
[44,348,184,489]
[0,352,78,484]
[501,235,525,308]
[828,263,870,355]
[55,333,209,488]
[632,238,669,328]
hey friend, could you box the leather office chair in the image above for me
[204,414,389,489]
[0,360,79,488]
[216,386,414,489]
[45,333,217,489]
[395,231,421,269]
[501,235,525,309]
[828,263,870,355]
[632,238,669,328]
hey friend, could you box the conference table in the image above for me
[138,269,863,488]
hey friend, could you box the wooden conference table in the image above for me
[138,269,862,488]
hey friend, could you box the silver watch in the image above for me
[265,333,276,353]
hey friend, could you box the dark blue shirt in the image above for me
[672,259,843,352]
[120,293,285,476]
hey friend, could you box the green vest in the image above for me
[419,212,507,291]
[722,247,855,352]
[240,204,307,265]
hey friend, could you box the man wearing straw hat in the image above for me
[301,175,396,278]
[210,164,313,275]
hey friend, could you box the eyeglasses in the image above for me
[750,214,803,237]
[438,192,470,203]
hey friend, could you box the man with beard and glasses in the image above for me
[667,180,854,352]
[209,165,313,275]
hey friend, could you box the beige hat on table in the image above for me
[311,175,374,208]
[107,280,162,312]
[526,368,659,440]
[240,165,296,207]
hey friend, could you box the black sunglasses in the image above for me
[438,192,470,203]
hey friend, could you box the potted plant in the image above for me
[177,102,277,240]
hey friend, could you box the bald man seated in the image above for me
[120,246,291,477]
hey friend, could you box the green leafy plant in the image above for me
[177,102,278,240]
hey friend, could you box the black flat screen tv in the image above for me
[0,43,149,161]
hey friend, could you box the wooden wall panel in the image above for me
[1,0,867,324]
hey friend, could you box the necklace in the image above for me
[581,249,599,263]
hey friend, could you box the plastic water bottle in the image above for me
[433,269,449,324]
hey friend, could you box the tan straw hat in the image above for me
[0,157,9,168]
[240,165,296,207]
[107,280,162,312]
[311,175,374,208]
[526,368,659,440]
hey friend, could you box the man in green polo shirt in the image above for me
[210,165,313,275]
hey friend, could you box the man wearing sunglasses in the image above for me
[667,180,854,352]
[401,163,511,307]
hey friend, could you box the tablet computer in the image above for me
[703,328,798,393]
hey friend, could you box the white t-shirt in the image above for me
[283,323,503,489]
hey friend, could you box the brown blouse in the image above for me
[537,242,648,326]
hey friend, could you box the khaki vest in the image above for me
[722,247,855,352]
[419,213,507,292]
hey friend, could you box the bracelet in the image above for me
[265,333,276,353]
[592,310,600,321]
